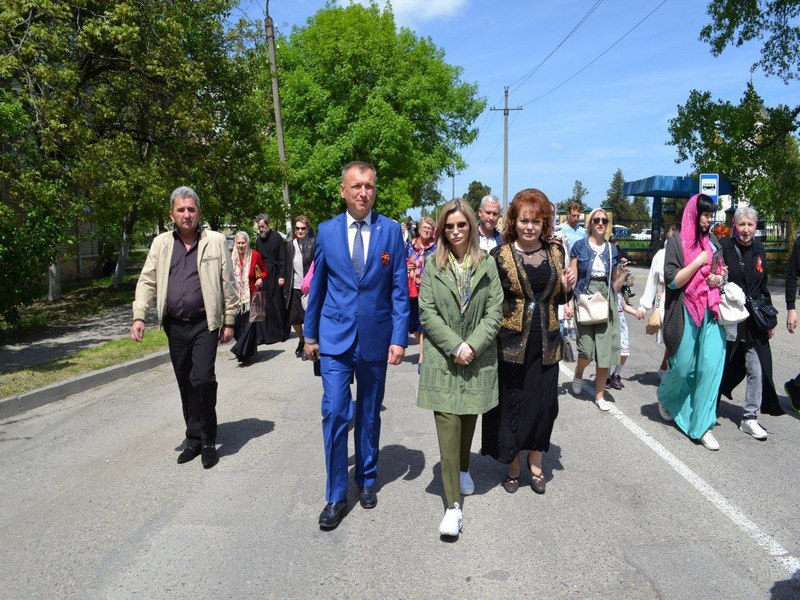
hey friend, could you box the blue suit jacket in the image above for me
[304,211,410,361]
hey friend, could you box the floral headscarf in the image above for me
[680,194,720,326]
[232,244,252,306]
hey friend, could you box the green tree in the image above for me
[667,1,800,219]
[557,180,588,213]
[277,2,485,223]
[605,169,628,219]
[668,83,800,218]
[463,180,492,213]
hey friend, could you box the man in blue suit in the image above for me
[304,161,410,530]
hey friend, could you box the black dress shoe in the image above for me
[318,501,347,530]
[177,445,201,464]
[201,444,218,469]
[295,342,304,358]
[359,487,378,509]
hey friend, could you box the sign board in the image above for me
[700,173,719,203]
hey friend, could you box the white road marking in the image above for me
[560,362,800,578]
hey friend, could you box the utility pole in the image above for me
[265,1,291,231]
[490,87,522,214]
[451,169,455,200]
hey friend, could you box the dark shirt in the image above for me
[787,237,800,310]
[166,229,205,321]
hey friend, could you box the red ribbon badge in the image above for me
[381,251,390,265]
[756,256,764,273]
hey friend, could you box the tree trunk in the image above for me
[113,205,138,286]
[48,258,62,302]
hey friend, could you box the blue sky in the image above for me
[241,0,796,213]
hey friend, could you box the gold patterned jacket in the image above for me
[491,241,571,365]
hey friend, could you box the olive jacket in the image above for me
[416,253,504,414]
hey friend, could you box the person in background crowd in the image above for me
[784,231,800,411]
[255,213,289,345]
[570,207,625,411]
[230,231,267,364]
[640,224,679,380]
[718,206,784,439]
[477,194,504,251]
[657,194,726,450]
[560,201,587,250]
[417,199,503,539]
[607,289,645,389]
[284,215,315,358]
[482,189,574,495]
[131,186,238,469]
[406,217,437,372]
[400,221,413,244]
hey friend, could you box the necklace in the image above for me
[514,241,543,255]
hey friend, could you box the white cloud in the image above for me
[351,0,468,26]
[551,142,564,150]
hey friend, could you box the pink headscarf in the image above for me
[680,194,719,326]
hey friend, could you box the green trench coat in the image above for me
[416,253,504,414]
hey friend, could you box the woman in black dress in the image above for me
[482,189,575,494]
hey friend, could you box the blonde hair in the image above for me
[433,199,482,269]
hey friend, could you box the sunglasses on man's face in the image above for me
[444,221,469,231]
[592,217,609,225]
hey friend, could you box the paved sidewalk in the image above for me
[0,305,161,375]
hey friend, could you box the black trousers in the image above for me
[164,317,219,447]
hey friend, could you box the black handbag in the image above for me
[748,293,778,331]
[732,244,778,331]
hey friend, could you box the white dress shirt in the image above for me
[346,211,372,261]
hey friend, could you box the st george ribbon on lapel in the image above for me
[352,220,365,278]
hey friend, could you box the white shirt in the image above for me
[346,211,372,261]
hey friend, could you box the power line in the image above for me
[463,110,523,180]
[519,0,669,107]
[509,0,605,94]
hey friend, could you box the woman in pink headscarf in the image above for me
[657,194,727,450]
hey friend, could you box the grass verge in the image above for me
[0,329,168,399]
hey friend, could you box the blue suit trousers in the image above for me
[320,338,387,503]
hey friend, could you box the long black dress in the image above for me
[482,257,559,463]
[256,229,289,344]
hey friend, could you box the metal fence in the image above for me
[612,218,787,248]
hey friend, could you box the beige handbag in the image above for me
[575,243,611,325]
[645,285,662,335]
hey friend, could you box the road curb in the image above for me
[0,350,171,420]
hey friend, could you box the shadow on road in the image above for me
[217,418,275,458]
[372,443,425,491]
[627,370,661,388]
[769,568,800,599]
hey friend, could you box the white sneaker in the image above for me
[700,430,720,451]
[459,471,475,496]
[594,398,612,412]
[739,419,767,440]
[571,376,584,396]
[438,503,463,537]
[657,403,673,421]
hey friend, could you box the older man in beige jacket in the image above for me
[131,186,238,469]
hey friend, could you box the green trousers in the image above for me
[434,411,478,507]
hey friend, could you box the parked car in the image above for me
[612,225,630,238]
[631,228,652,241]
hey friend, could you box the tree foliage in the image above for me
[556,180,589,213]
[668,1,800,220]
[668,83,800,218]
[277,2,485,223]
[604,168,649,222]
[463,180,492,213]
[701,0,800,83]
[0,1,277,319]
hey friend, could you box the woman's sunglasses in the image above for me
[592,217,609,225]
[444,221,469,231]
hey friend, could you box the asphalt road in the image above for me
[1,267,799,599]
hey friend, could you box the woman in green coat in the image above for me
[417,199,504,539]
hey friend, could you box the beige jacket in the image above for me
[132,229,239,331]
